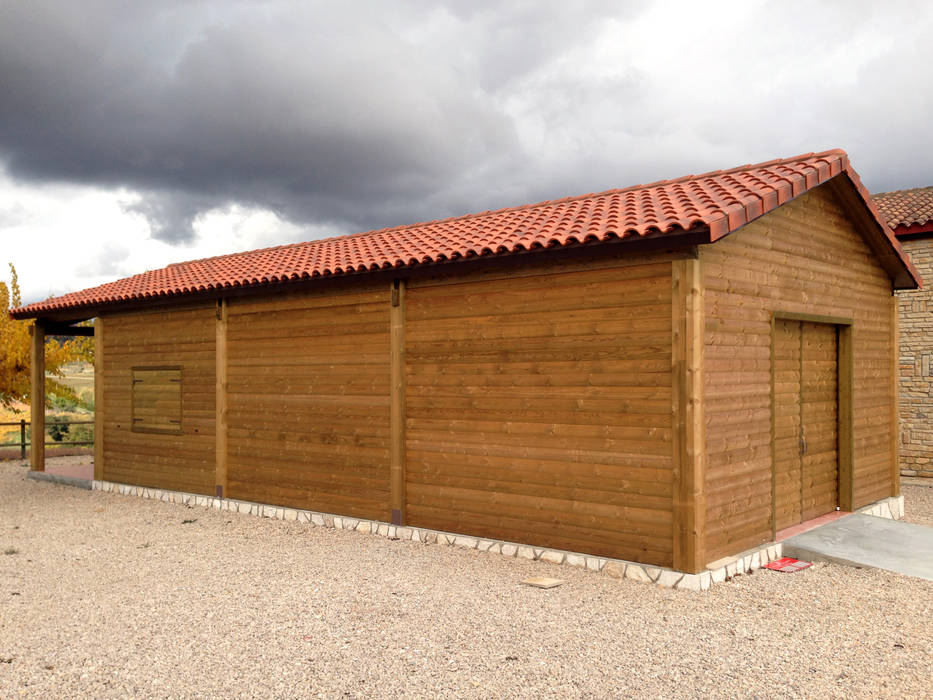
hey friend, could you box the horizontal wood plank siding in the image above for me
[701,184,895,562]
[101,306,216,494]
[225,286,391,521]
[405,260,675,566]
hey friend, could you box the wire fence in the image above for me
[0,419,94,459]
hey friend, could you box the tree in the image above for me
[0,264,93,410]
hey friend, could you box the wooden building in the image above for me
[13,149,920,574]
[874,186,933,479]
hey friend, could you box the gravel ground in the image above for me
[1,460,931,698]
[903,482,933,528]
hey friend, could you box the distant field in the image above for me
[61,375,94,392]
[59,361,95,393]
[0,361,95,448]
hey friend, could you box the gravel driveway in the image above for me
[1,459,931,698]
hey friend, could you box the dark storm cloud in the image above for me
[0,0,931,251]
[0,0,631,242]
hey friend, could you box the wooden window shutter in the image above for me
[131,366,183,434]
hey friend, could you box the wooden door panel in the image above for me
[773,319,802,530]
[800,322,837,521]
[773,319,838,530]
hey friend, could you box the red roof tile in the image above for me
[11,148,920,319]
[873,186,933,231]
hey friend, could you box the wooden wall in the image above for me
[93,181,901,571]
[100,305,216,494]
[404,258,676,565]
[700,184,896,562]
[224,286,392,521]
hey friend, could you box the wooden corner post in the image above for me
[390,279,407,525]
[672,258,706,573]
[838,323,855,511]
[216,298,228,499]
[30,321,45,472]
[93,318,104,481]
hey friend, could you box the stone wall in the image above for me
[897,237,933,478]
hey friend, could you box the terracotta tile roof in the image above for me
[11,148,920,319]
[873,186,933,230]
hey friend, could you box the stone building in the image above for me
[875,186,933,479]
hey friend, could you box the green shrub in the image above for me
[78,389,95,411]
[70,423,94,445]
[49,394,78,412]
[48,417,69,442]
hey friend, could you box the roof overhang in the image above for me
[9,149,921,321]
[12,229,709,322]
[824,174,921,290]
[893,221,933,241]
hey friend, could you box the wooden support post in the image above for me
[30,322,45,472]
[389,279,406,525]
[216,298,228,499]
[672,258,705,573]
[20,419,26,460]
[94,317,104,481]
[890,293,900,498]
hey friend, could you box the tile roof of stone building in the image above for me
[874,186,933,231]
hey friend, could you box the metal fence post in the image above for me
[20,419,26,459]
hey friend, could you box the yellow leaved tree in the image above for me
[0,264,93,410]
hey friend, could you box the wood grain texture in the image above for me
[87,181,897,571]
[101,305,216,494]
[131,367,182,433]
[838,324,855,511]
[94,318,104,481]
[390,280,406,524]
[702,183,896,562]
[772,319,840,529]
[405,261,675,566]
[216,299,228,497]
[799,322,838,521]
[30,323,45,472]
[773,319,803,531]
[671,257,706,573]
[225,285,391,520]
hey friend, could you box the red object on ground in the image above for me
[764,557,813,573]
[775,509,850,541]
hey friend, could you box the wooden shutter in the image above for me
[132,366,182,434]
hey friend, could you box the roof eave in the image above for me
[893,221,933,240]
[10,228,710,321]
[825,173,922,290]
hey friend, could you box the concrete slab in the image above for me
[26,470,92,490]
[783,513,933,581]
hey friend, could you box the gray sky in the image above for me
[2,0,932,304]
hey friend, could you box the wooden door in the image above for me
[773,319,839,530]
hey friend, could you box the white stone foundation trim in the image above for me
[91,479,785,591]
[856,495,904,520]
